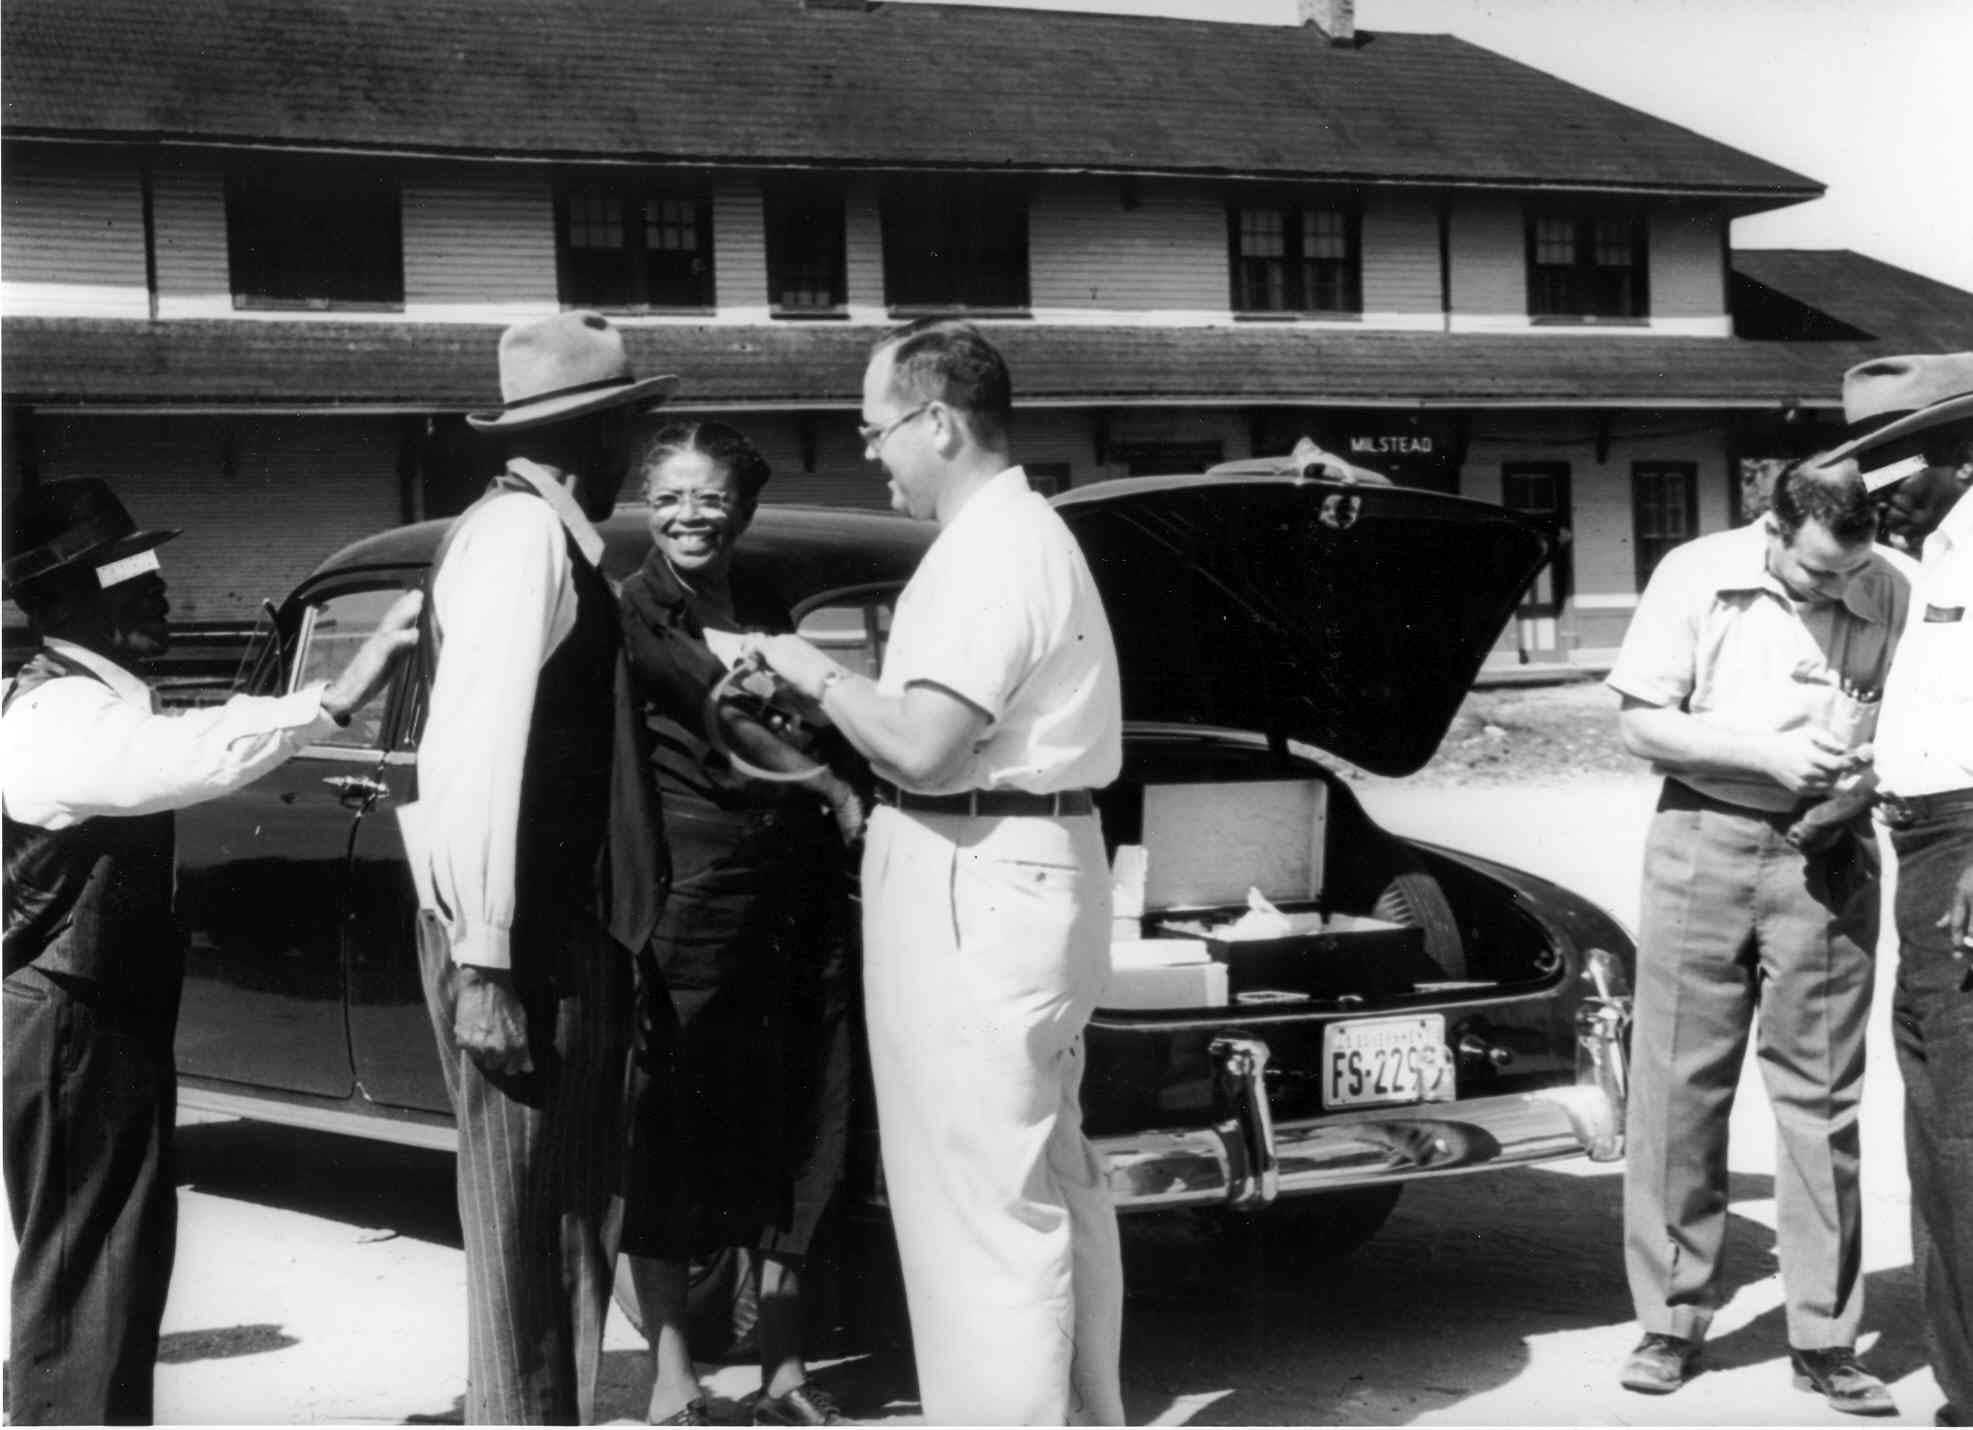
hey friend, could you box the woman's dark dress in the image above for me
[619,550,856,1258]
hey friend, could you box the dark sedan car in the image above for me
[170,465,1635,1290]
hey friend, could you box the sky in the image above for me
[898,0,1973,296]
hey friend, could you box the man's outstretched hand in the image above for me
[321,589,424,724]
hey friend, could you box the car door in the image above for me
[173,578,417,1099]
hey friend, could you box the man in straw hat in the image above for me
[1817,352,1973,1427]
[2,479,420,1423]
[398,310,675,1423]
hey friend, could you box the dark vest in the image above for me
[423,474,659,967]
[3,651,183,1022]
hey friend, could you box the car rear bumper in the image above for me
[1099,981,1631,1213]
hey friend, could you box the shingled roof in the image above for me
[1,0,1817,204]
[8,251,1968,413]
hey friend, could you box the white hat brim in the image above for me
[1818,390,1973,489]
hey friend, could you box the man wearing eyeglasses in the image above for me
[751,318,1126,1425]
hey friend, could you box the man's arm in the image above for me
[1617,695,1860,797]
[753,633,988,789]
[417,497,565,971]
[2,592,421,831]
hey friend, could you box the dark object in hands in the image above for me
[701,654,829,785]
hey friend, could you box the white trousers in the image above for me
[861,804,1126,1426]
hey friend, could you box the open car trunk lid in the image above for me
[1055,473,1554,777]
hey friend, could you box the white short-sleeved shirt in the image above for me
[1875,487,1973,797]
[1606,522,1912,813]
[878,466,1122,795]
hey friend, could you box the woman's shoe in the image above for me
[750,1384,845,1425]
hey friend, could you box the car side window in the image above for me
[795,595,895,679]
[287,585,412,750]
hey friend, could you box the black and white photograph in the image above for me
[3,0,1970,1423]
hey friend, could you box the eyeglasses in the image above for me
[646,488,738,518]
[857,403,932,456]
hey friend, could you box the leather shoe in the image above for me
[1620,1332,1701,1394]
[751,1384,846,1426]
[1790,1347,1896,1417]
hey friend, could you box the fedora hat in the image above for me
[1816,352,1973,491]
[4,478,179,596]
[467,311,680,432]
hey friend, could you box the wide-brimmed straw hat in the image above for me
[3,478,179,596]
[1816,352,1973,491]
[466,311,679,432]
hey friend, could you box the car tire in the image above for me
[611,1246,760,1363]
[1210,1185,1404,1265]
[1370,846,1467,980]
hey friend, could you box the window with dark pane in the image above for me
[1631,461,1697,587]
[765,188,846,313]
[1229,201,1360,314]
[226,161,403,309]
[881,176,1029,311]
[1528,212,1647,319]
[557,178,713,310]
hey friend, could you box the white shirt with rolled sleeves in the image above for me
[1,637,337,830]
[877,465,1121,793]
[1875,487,1973,797]
[405,460,602,972]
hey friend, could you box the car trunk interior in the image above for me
[1078,732,1575,1132]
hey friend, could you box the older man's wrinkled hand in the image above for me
[452,967,534,1077]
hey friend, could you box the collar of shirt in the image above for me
[504,457,606,568]
[1709,521,1894,625]
[1922,485,1973,564]
[944,465,1031,536]
[41,637,152,708]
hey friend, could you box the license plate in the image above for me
[1322,1014,1454,1109]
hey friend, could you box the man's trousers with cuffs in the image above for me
[1889,800,1973,1417]
[860,804,1125,1427]
[1624,780,1877,1351]
[3,967,177,1426]
[418,911,633,1426]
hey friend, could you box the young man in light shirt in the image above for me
[753,318,1127,1425]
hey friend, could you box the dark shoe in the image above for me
[751,1384,846,1426]
[652,1396,712,1426]
[1790,1347,1897,1417]
[1937,1406,1965,1427]
[1621,1333,1701,1394]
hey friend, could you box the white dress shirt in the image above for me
[1,637,334,831]
[410,460,605,971]
[878,466,1122,795]
[1875,487,1973,798]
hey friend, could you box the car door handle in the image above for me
[322,774,391,808]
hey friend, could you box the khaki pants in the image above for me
[1624,780,1876,1350]
[861,805,1125,1426]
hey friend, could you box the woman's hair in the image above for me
[631,419,773,508]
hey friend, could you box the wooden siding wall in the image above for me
[1650,203,1726,320]
[1,147,150,317]
[4,144,1734,330]
[1029,178,1228,313]
[153,154,235,318]
[1446,194,1527,319]
[404,167,557,315]
[1361,190,1443,317]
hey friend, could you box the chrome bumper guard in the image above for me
[1099,951,1634,1213]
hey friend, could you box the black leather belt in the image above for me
[874,782,1095,818]
[1875,787,1973,828]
